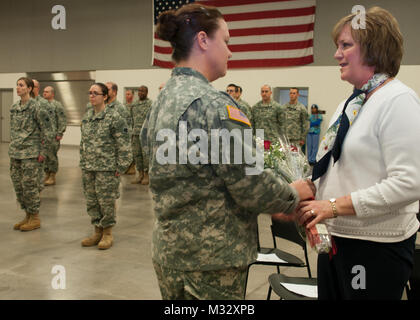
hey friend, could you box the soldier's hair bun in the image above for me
[156,10,178,43]
[155,4,223,63]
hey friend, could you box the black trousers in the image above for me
[317,233,416,300]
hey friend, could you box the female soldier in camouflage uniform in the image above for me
[142,4,315,300]
[80,83,132,250]
[10,77,53,231]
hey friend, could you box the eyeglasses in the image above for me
[88,91,104,96]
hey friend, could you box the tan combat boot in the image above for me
[125,162,136,175]
[13,212,31,230]
[131,171,144,184]
[43,172,50,184]
[81,226,103,247]
[98,227,113,250]
[20,213,41,231]
[140,171,149,185]
[44,172,56,186]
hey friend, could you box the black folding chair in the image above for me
[266,217,316,300]
[244,216,310,299]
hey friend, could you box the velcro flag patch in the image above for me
[226,105,251,126]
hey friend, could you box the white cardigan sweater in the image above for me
[317,79,420,242]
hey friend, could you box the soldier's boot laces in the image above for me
[98,227,113,250]
[13,212,31,230]
[140,172,149,185]
[20,213,41,231]
[81,226,103,247]
[131,171,144,184]
[45,172,56,186]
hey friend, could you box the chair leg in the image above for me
[304,248,312,278]
[266,285,272,300]
[405,283,411,299]
[243,266,251,299]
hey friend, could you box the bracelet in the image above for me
[329,198,338,218]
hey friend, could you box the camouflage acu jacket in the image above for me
[124,102,135,129]
[80,107,132,173]
[132,98,152,135]
[280,102,309,142]
[50,99,67,136]
[35,96,57,136]
[141,67,299,271]
[251,100,282,143]
[9,98,53,159]
[107,99,132,132]
[236,98,252,124]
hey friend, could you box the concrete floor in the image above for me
[0,142,320,300]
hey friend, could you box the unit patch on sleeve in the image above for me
[226,105,251,127]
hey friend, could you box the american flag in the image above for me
[153,0,316,69]
[226,105,251,126]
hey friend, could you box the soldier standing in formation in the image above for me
[234,85,252,124]
[280,87,309,149]
[124,89,135,114]
[131,85,152,185]
[42,86,67,185]
[10,77,53,231]
[105,82,131,130]
[143,3,315,300]
[124,89,136,175]
[80,83,132,250]
[33,80,57,189]
[226,83,252,123]
[251,85,282,147]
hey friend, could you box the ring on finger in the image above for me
[310,209,315,216]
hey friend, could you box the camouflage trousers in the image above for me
[44,139,60,173]
[153,261,247,300]
[82,170,120,228]
[131,134,148,172]
[10,158,42,214]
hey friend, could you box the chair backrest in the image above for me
[270,217,306,249]
[270,216,312,278]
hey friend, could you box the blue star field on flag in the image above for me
[154,0,194,24]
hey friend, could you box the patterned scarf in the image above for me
[312,73,389,180]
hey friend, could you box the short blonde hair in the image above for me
[332,6,403,77]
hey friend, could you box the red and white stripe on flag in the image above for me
[153,0,316,69]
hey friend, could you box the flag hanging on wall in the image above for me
[153,0,316,69]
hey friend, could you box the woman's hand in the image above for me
[37,155,45,163]
[296,200,334,229]
[296,196,355,229]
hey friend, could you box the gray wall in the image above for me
[314,0,420,66]
[0,0,152,72]
[0,0,419,73]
